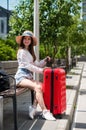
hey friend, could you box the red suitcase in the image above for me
[42,68,66,116]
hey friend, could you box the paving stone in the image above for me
[2,61,86,130]
[66,75,80,88]
[71,62,86,130]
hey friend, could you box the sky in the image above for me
[0,0,20,10]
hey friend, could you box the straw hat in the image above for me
[16,30,37,46]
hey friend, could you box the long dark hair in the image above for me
[19,36,36,61]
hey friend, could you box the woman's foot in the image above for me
[42,110,56,121]
[29,105,36,119]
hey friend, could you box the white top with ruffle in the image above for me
[17,49,46,74]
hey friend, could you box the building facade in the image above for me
[82,0,86,21]
[0,6,11,38]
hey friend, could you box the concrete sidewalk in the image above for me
[3,89,77,130]
[2,61,86,130]
[71,62,86,130]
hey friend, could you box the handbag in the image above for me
[0,69,10,92]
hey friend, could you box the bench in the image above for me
[0,61,34,130]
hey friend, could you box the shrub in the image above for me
[0,39,17,61]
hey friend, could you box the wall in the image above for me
[0,61,18,75]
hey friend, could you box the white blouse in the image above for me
[17,49,46,74]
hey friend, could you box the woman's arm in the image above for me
[17,49,44,74]
[34,56,51,67]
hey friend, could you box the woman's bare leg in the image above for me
[18,78,47,110]
[18,78,56,120]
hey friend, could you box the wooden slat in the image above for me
[0,88,28,97]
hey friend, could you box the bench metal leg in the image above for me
[0,96,3,130]
[31,90,34,104]
[12,95,18,130]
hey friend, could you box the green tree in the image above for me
[9,0,83,62]
[9,0,33,36]
[39,0,82,58]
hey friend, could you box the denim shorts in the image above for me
[15,68,33,85]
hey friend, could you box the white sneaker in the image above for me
[42,110,56,121]
[29,105,36,119]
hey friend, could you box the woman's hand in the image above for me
[45,56,51,62]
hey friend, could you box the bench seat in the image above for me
[0,87,28,97]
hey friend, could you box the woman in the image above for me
[15,30,56,121]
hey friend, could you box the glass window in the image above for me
[82,3,86,12]
[1,20,4,33]
[83,15,86,21]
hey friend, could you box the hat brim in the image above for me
[16,35,37,46]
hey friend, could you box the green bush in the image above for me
[0,39,17,61]
[5,38,17,50]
